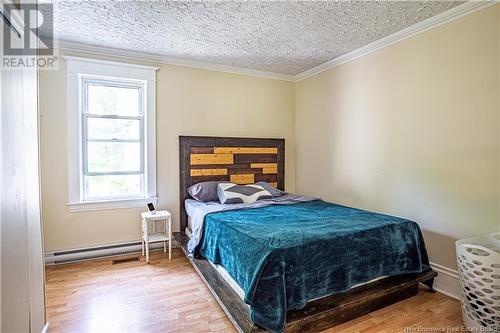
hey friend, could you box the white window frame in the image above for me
[65,56,158,212]
[81,78,146,201]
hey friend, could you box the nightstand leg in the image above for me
[145,241,149,264]
[163,241,166,253]
[169,240,172,260]
[142,239,144,256]
[168,218,172,260]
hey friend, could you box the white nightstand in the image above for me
[141,210,172,263]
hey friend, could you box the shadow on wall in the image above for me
[421,230,459,270]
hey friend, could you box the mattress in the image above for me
[187,216,194,234]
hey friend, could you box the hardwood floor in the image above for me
[45,249,463,333]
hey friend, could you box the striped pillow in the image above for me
[217,183,272,204]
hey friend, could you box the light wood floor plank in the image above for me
[45,249,463,333]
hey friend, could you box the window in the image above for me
[82,79,144,200]
[66,57,157,211]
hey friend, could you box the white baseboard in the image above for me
[45,239,179,265]
[429,261,460,300]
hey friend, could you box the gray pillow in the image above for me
[217,183,272,204]
[188,181,228,202]
[255,181,286,197]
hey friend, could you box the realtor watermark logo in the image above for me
[1,2,58,70]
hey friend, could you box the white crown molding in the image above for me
[57,40,295,82]
[294,1,497,82]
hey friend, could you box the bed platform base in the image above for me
[174,232,437,333]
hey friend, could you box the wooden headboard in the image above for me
[179,136,285,233]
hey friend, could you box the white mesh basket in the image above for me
[456,232,500,331]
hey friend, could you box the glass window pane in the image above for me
[85,174,143,199]
[87,83,141,116]
[87,142,141,173]
[87,118,140,140]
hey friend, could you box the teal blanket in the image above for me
[198,200,430,332]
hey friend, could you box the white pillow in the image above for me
[217,183,272,204]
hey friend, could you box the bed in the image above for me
[174,135,437,333]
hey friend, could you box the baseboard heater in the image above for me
[45,239,178,265]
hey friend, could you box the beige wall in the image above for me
[295,5,500,270]
[40,51,295,251]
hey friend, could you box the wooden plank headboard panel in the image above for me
[179,136,285,234]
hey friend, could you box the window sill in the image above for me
[67,197,158,213]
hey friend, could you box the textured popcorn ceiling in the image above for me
[47,0,463,75]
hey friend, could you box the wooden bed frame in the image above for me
[175,135,437,333]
